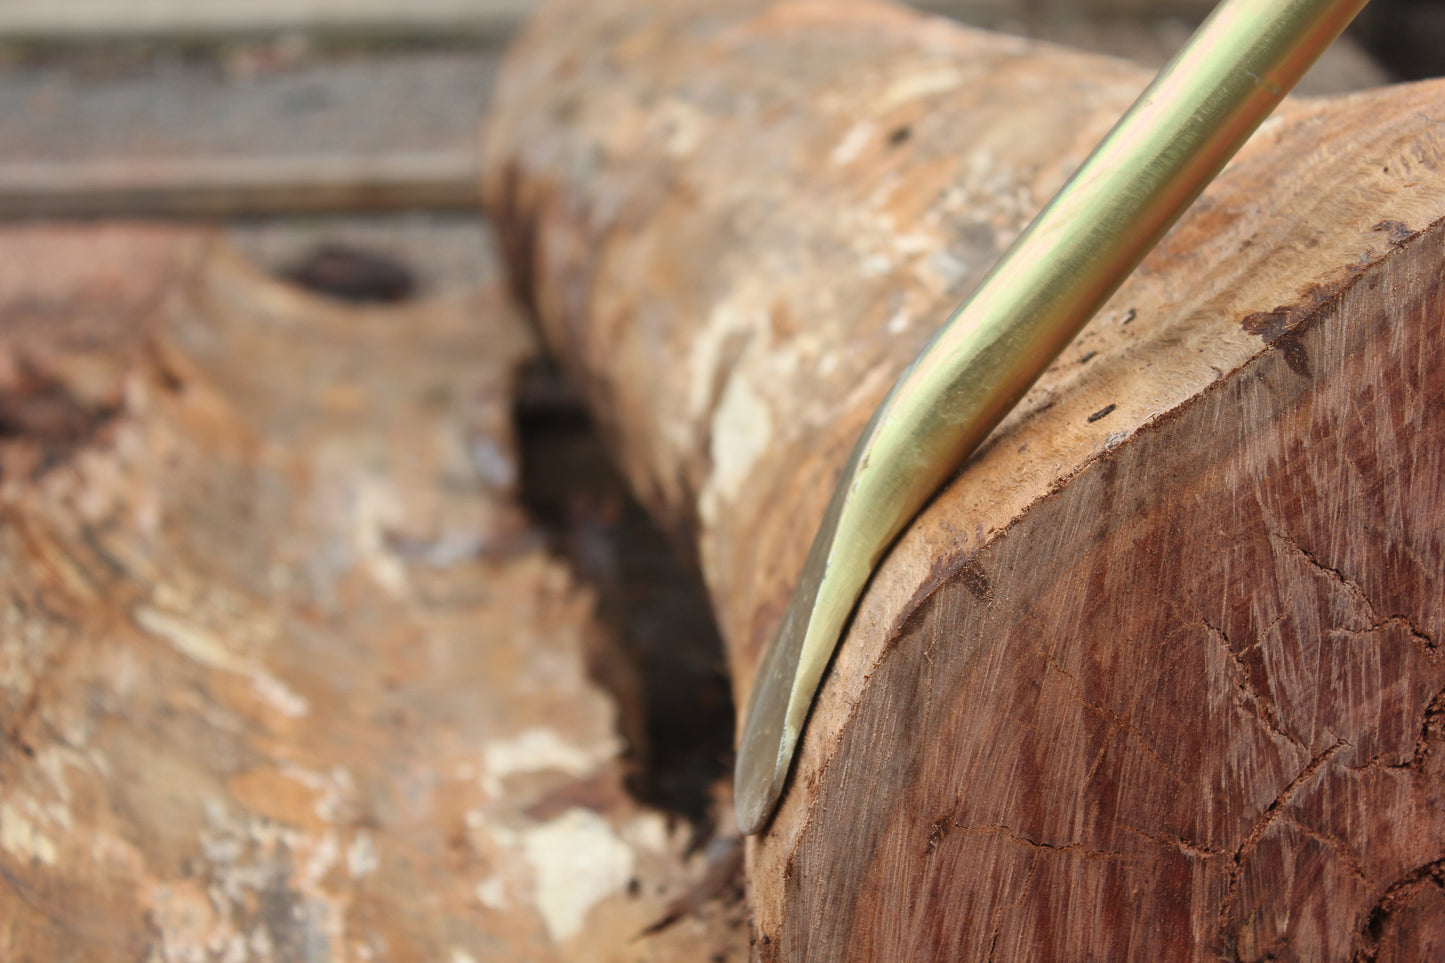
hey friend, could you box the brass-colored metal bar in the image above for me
[735,0,1370,835]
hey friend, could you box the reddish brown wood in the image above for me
[481,0,1445,957]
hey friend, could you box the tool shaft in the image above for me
[736,0,1371,835]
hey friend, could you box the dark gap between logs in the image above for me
[511,357,735,834]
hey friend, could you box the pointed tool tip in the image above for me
[734,726,786,835]
[734,768,777,836]
[735,636,799,835]
[733,512,837,834]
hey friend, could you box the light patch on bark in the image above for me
[298,829,339,888]
[686,301,752,422]
[701,373,773,528]
[475,875,509,909]
[481,727,617,797]
[183,797,346,961]
[34,746,79,808]
[352,477,409,594]
[346,831,378,879]
[830,120,877,167]
[876,65,965,112]
[621,811,672,853]
[521,807,636,944]
[134,604,247,673]
[133,604,309,718]
[279,762,357,824]
[859,251,894,277]
[0,801,58,865]
[144,879,218,962]
[654,98,708,158]
[250,672,309,718]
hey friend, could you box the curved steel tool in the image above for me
[735,0,1370,835]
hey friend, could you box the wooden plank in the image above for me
[0,151,479,218]
[0,0,1220,41]
[0,0,537,38]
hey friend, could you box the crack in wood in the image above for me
[984,854,1041,963]
[950,823,1126,861]
[1031,637,1180,785]
[1121,825,1229,860]
[1268,527,1437,653]
[1280,812,1371,885]
[1218,740,1348,934]
[1202,616,1309,756]
[1352,857,1445,961]
[1369,683,1445,775]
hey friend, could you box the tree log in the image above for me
[481,0,1445,957]
[0,224,748,962]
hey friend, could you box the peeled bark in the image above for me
[0,224,747,962]
[481,0,1445,958]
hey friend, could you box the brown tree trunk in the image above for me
[481,0,1445,958]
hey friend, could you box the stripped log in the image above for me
[481,0,1445,958]
[0,224,747,962]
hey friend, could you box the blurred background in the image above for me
[0,0,1439,271]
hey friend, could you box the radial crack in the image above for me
[1268,528,1437,653]
[953,823,1125,861]
[1123,824,1228,860]
[1281,812,1370,883]
[1219,741,1347,929]
[1202,617,1308,756]
[1032,640,1179,784]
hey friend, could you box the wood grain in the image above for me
[481,0,1445,957]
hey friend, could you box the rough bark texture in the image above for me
[0,224,748,962]
[481,0,1445,958]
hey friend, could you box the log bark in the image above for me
[0,224,747,962]
[481,0,1445,958]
